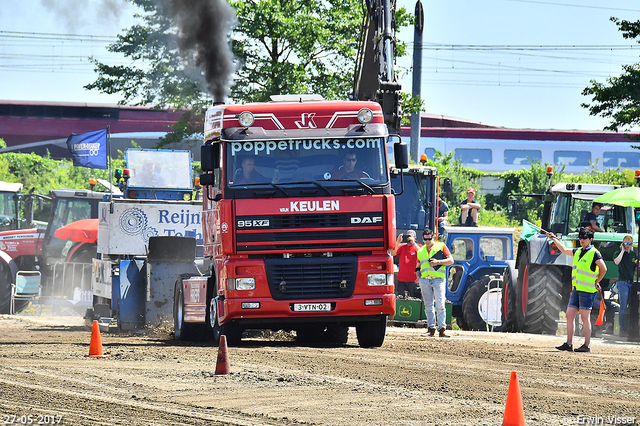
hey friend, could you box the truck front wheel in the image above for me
[209,297,242,346]
[462,275,503,331]
[355,316,387,348]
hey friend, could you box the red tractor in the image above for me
[0,186,103,314]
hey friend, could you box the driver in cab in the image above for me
[330,151,370,179]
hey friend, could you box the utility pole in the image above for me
[410,0,424,164]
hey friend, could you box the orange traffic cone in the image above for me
[502,371,525,426]
[85,320,109,358]
[214,335,230,376]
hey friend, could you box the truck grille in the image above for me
[265,257,357,300]
[236,213,384,252]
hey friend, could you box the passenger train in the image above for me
[396,127,640,174]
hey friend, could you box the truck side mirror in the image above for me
[199,174,214,187]
[443,178,453,193]
[201,143,220,172]
[393,141,409,169]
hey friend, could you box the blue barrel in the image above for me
[118,259,146,331]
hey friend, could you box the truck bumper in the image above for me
[219,294,395,327]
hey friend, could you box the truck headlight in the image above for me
[228,277,255,290]
[238,111,255,128]
[367,273,387,286]
[357,108,373,124]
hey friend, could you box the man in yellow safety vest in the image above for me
[546,227,607,353]
[416,228,454,337]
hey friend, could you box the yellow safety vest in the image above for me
[416,241,446,279]
[571,247,600,293]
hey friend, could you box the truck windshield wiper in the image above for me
[310,181,332,196]
[340,179,375,194]
[268,183,290,196]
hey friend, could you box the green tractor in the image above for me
[503,182,633,334]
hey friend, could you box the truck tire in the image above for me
[296,325,325,344]
[462,275,504,331]
[209,296,243,346]
[355,315,387,348]
[325,325,349,345]
[501,266,518,332]
[516,254,563,334]
[173,279,197,341]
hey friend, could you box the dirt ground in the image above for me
[0,314,639,426]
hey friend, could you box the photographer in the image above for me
[390,230,422,298]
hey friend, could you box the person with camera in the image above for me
[613,234,637,338]
[390,230,422,298]
[546,227,607,352]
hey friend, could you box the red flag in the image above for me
[594,297,605,326]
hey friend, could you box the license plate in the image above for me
[293,303,332,312]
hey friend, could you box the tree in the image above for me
[85,0,414,144]
[230,0,361,103]
[582,18,640,135]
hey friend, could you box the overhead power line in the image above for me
[501,0,640,13]
[0,30,117,43]
[418,44,638,51]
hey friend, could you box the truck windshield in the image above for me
[225,138,388,187]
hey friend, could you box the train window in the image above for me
[554,151,591,167]
[454,148,492,164]
[423,148,435,159]
[603,151,640,169]
[504,149,542,165]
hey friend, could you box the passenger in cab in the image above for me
[584,202,603,232]
[233,156,266,184]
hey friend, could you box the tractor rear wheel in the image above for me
[516,251,563,334]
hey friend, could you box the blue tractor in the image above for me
[443,226,515,331]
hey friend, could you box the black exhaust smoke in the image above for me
[166,0,236,103]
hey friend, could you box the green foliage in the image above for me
[0,153,124,194]
[0,138,6,148]
[581,17,640,138]
[424,153,635,228]
[230,0,363,103]
[400,93,425,126]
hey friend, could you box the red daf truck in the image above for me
[173,95,409,347]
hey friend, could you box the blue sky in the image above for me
[1,0,640,131]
